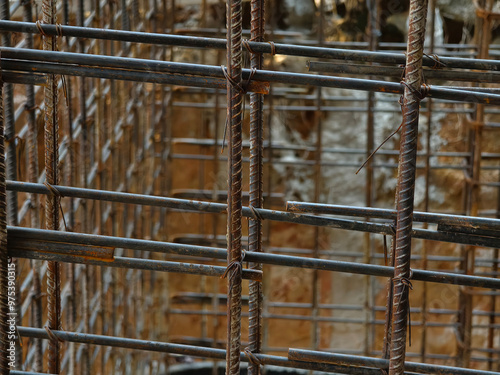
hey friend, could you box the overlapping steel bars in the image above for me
[1,1,500,374]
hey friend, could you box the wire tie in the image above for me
[424,53,446,69]
[249,204,264,221]
[242,39,255,54]
[55,23,64,37]
[268,41,277,56]
[35,20,50,37]
[44,181,68,231]
[244,347,264,366]
[44,326,65,343]
[393,270,414,346]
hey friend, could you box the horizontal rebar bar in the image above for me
[1,48,500,104]
[287,348,499,375]
[307,61,500,84]
[6,181,500,248]
[7,226,500,289]
[1,21,500,71]
[11,244,262,281]
[285,201,500,230]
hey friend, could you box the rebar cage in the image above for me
[1,0,500,374]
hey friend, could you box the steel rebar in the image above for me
[388,1,428,374]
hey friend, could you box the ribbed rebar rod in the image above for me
[247,0,265,373]
[389,1,428,374]
[226,0,244,372]
[42,0,61,371]
[23,0,42,369]
[3,20,500,71]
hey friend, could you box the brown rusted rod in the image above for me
[226,0,244,373]
[42,0,61,371]
[247,0,265,373]
[388,1,428,375]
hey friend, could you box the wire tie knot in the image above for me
[44,326,65,343]
[249,204,264,221]
[35,20,50,37]
[244,347,264,366]
[393,270,414,346]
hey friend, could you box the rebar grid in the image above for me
[0,1,500,374]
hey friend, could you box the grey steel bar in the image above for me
[6,181,500,248]
[1,48,500,104]
[2,20,500,71]
[288,348,500,375]
[7,226,500,289]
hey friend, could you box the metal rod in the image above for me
[307,61,500,84]
[288,348,500,375]
[7,181,500,248]
[247,0,264,372]
[7,226,500,289]
[2,20,500,71]
[389,1,428,374]
[42,0,61,371]
[1,48,500,104]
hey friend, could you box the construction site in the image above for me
[1,0,500,374]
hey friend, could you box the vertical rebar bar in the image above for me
[365,0,380,356]
[23,0,43,370]
[42,0,61,372]
[388,1,428,374]
[226,0,244,373]
[421,0,436,363]
[247,0,264,373]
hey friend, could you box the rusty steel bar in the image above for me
[388,1,428,374]
[225,0,244,373]
[23,0,43,369]
[42,0,62,371]
[247,0,265,372]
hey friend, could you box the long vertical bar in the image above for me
[388,1,427,374]
[248,0,265,372]
[365,0,380,356]
[226,0,244,372]
[0,72,8,375]
[421,0,436,363]
[42,0,61,371]
[23,0,43,370]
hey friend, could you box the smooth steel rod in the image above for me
[1,20,500,71]
[6,181,499,248]
[1,48,500,104]
[288,348,500,375]
[7,226,500,289]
